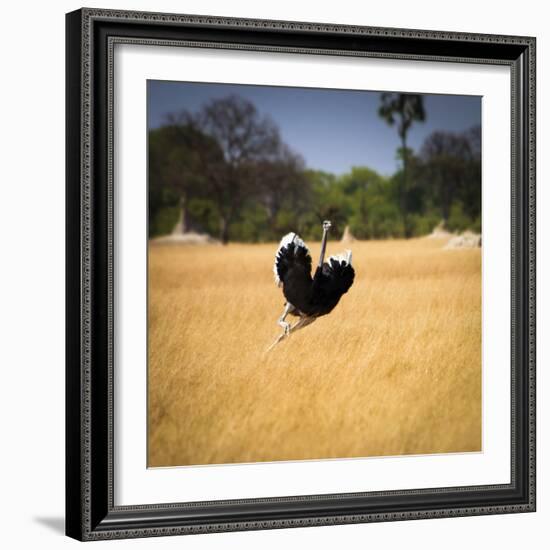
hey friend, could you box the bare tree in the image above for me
[152,95,308,243]
[420,128,478,222]
[184,95,283,243]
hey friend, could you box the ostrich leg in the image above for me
[266,303,295,352]
[278,302,294,335]
[289,316,316,334]
[266,314,315,352]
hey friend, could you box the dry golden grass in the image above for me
[148,237,481,467]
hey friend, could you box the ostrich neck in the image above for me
[318,228,329,268]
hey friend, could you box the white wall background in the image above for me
[0,1,545,548]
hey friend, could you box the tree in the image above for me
[303,170,349,239]
[378,93,426,236]
[338,166,384,195]
[420,127,480,224]
[183,95,283,243]
[150,95,309,243]
[254,143,310,239]
[148,121,223,236]
[461,125,481,222]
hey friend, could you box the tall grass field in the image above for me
[148,237,481,467]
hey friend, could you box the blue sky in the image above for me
[148,80,481,176]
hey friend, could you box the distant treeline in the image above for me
[149,94,481,243]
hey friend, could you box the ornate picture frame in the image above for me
[66,7,536,541]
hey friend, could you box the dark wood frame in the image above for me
[66,7,536,541]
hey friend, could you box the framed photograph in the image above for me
[65,7,536,541]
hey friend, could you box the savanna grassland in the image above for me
[148,237,481,467]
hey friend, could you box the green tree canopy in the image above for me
[148,95,481,243]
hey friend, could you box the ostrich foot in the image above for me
[266,316,317,352]
[278,321,291,335]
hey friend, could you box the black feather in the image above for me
[275,234,355,318]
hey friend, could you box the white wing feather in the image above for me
[273,232,309,287]
[329,249,352,266]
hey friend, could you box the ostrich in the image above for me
[268,220,355,350]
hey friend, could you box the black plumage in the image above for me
[269,221,354,349]
[275,239,354,317]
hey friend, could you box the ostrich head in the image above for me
[322,220,332,231]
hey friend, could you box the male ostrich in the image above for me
[268,220,355,350]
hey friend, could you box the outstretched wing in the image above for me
[320,250,355,297]
[274,232,312,288]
